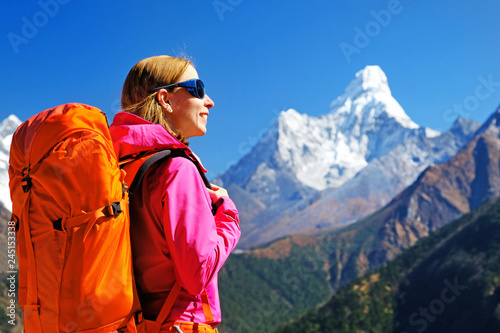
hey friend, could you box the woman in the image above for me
[110,55,240,332]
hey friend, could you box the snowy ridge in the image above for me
[0,115,22,211]
[276,109,369,190]
[238,114,480,248]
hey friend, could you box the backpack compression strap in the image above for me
[17,190,43,333]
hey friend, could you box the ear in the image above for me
[157,89,173,113]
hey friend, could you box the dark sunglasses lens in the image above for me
[196,80,205,98]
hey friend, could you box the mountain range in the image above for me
[215,65,480,248]
[216,104,500,332]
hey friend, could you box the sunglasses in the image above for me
[153,79,205,99]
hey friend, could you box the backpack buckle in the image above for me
[21,168,32,193]
[122,182,128,197]
[104,201,122,217]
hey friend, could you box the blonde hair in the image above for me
[121,55,192,143]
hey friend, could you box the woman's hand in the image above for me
[208,184,228,203]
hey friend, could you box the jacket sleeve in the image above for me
[160,157,240,295]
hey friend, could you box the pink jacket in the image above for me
[109,112,240,325]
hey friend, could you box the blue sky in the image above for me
[2,0,500,178]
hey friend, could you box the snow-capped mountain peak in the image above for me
[424,127,441,138]
[0,115,21,148]
[0,114,22,131]
[344,65,391,97]
[231,66,428,194]
[330,65,419,131]
[277,108,306,131]
[220,66,426,196]
[476,104,500,139]
[0,114,22,211]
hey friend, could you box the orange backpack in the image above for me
[9,104,140,332]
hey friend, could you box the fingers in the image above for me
[207,184,229,202]
[207,188,219,203]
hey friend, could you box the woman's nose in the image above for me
[205,94,214,108]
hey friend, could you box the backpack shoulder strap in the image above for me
[127,149,216,325]
[128,149,173,196]
[127,149,212,197]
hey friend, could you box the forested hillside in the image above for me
[275,197,500,333]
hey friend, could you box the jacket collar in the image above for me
[110,112,207,172]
